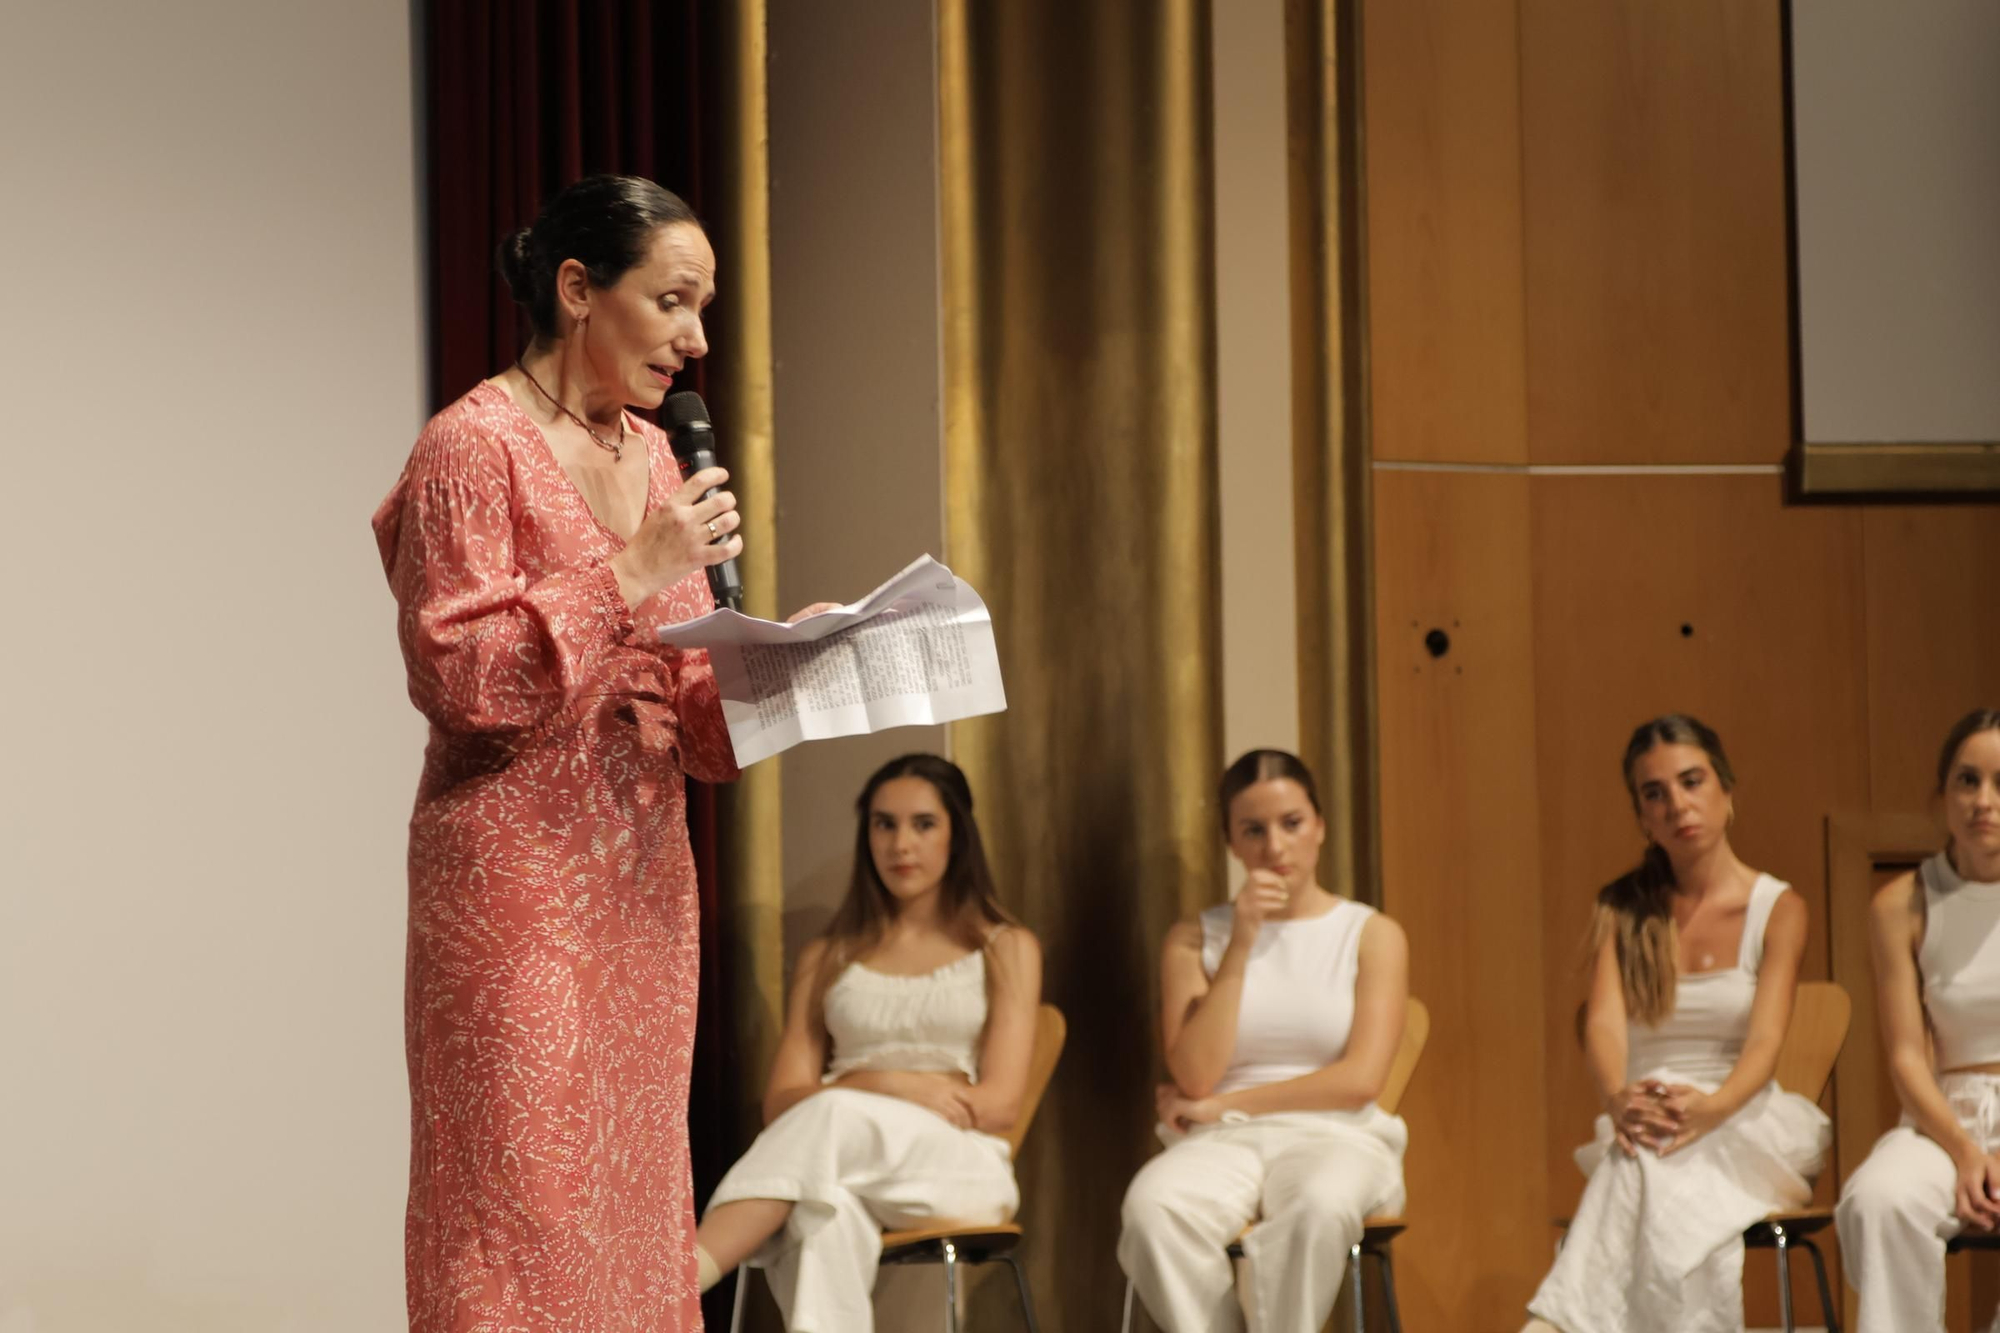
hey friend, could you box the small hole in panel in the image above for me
[1680,623,1694,638]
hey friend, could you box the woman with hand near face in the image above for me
[1522,715,1828,1333]
[1835,709,2000,1333]
[375,175,831,1332]
[1119,750,1411,1332]
[695,754,1043,1331]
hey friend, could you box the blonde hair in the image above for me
[1593,715,1737,1024]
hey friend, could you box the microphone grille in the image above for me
[662,390,711,431]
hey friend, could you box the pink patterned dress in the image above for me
[373,381,738,1333]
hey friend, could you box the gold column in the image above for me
[709,0,786,1127]
[939,2,1223,1325]
[1287,0,1379,904]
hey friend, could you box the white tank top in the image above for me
[1624,873,1789,1085]
[820,947,989,1084]
[1919,851,2000,1071]
[1199,897,1375,1098]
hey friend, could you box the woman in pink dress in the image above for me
[374,175,768,1332]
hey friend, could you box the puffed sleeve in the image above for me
[669,644,740,783]
[375,416,666,735]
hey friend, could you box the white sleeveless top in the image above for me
[1199,897,1375,1098]
[1919,851,2000,1071]
[820,947,989,1084]
[1624,873,1789,1085]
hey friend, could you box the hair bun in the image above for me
[497,227,536,304]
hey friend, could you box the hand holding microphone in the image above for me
[606,391,744,611]
[662,391,745,612]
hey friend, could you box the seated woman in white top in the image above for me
[1836,708,2000,1333]
[1523,714,1829,1333]
[694,753,1043,1332]
[1118,749,1410,1333]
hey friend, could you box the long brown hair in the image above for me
[1591,714,1738,1024]
[807,753,1019,1023]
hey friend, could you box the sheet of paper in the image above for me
[656,555,1007,765]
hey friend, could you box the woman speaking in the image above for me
[374,174,803,1332]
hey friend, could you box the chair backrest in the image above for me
[1377,997,1431,1116]
[1773,980,1851,1101]
[1004,1004,1068,1155]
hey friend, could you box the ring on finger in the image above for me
[706,519,719,539]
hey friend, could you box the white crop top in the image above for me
[820,947,990,1084]
[1919,851,2000,1072]
[1624,873,1788,1086]
[1199,897,1375,1098]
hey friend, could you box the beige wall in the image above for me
[0,2,423,1329]
[1213,0,1302,769]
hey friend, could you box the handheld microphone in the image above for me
[662,390,744,612]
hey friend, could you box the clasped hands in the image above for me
[1608,1080,1724,1157]
[1156,1082,1225,1133]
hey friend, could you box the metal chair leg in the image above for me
[1771,1224,1795,1333]
[728,1264,750,1333]
[1349,1240,1365,1333]
[1798,1236,1840,1333]
[940,1239,960,1333]
[998,1253,1041,1333]
[1375,1244,1404,1333]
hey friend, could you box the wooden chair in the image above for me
[1555,980,1852,1333]
[1121,996,1432,1333]
[729,1004,1068,1333]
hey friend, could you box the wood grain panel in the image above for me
[1373,470,1548,1329]
[1361,0,1528,464]
[1529,474,1869,1320]
[1863,505,2000,810]
[1519,0,1790,464]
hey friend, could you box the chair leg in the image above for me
[728,1264,750,1333]
[1799,1236,1840,1333]
[1771,1224,1795,1333]
[940,1239,960,1333]
[1373,1245,1404,1333]
[1120,1277,1135,1333]
[1349,1240,1366,1333]
[999,1253,1041,1333]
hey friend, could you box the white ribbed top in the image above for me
[821,948,989,1084]
[1625,873,1788,1085]
[1199,897,1375,1098]
[1920,851,2000,1071]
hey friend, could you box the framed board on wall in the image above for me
[1787,1,2000,495]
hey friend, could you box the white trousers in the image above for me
[1117,1110,1406,1333]
[706,1088,1019,1333]
[1526,1079,1827,1333]
[1836,1073,2000,1333]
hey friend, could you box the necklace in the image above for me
[516,360,625,461]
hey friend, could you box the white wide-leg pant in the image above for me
[706,1088,1019,1333]
[1525,1079,1827,1333]
[1836,1072,2000,1333]
[1117,1109,1406,1333]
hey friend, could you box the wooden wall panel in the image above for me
[1362,0,1528,464]
[1862,505,2000,810]
[1518,0,1789,464]
[1373,470,1548,1330]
